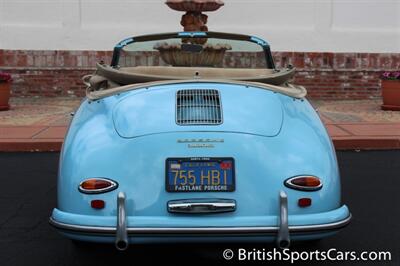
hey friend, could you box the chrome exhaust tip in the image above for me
[115,192,128,251]
[278,239,291,249]
[115,239,128,251]
[276,190,291,249]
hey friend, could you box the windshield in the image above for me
[113,32,273,69]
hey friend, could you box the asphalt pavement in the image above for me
[0,151,399,266]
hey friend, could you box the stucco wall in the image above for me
[0,0,399,52]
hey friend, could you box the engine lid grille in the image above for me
[176,89,222,125]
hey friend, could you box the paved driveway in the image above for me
[0,151,399,265]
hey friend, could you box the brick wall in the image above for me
[0,49,399,99]
[274,52,400,99]
[0,50,113,97]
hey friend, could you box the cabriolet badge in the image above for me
[177,138,224,148]
[188,143,214,148]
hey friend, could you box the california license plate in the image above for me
[166,157,235,192]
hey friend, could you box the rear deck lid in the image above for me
[113,83,283,138]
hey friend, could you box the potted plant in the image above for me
[381,71,400,111]
[0,72,12,111]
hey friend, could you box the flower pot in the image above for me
[166,0,224,12]
[0,82,11,111]
[159,48,227,67]
[155,43,231,67]
[381,80,400,111]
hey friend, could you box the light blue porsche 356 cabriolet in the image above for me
[50,31,351,250]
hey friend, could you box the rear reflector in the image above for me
[298,198,312,207]
[91,200,105,209]
[284,176,322,191]
[79,178,118,194]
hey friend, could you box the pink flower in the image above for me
[0,72,12,83]
[381,71,400,80]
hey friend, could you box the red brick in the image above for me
[357,53,369,69]
[321,53,334,68]
[0,139,63,152]
[0,49,398,100]
[340,124,400,136]
[368,53,379,69]
[391,53,400,69]
[0,126,47,139]
[292,52,305,69]
[378,54,392,69]
[34,126,67,139]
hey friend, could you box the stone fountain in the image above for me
[155,0,231,67]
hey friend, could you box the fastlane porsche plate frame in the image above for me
[166,157,235,192]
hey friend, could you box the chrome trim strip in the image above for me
[168,199,236,214]
[78,178,118,194]
[277,191,290,248]
[49,214,351,235]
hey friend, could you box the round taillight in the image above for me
[79,178,118,194]
[284,176,322,191]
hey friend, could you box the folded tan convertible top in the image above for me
[85,79,307,100]
[84,63,306,100]
[95,63,295,86]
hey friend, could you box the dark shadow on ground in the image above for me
[0,151,399,265]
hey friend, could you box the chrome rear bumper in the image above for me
[49,191,351,249]
[50,217,351,236]
[49,214,351,235]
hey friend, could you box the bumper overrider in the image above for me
[49,191,351,250]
